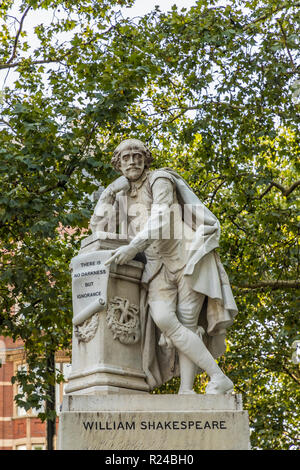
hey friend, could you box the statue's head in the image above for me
[111,139,153,181]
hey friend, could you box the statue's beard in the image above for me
[125,167,144,181]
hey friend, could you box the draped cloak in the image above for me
[138,168,238,390]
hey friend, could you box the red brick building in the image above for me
[0,335,70,450]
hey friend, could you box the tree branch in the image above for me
[263,324,300,385]
[200,176,224,190]
[259,180,300,199]
[0,57,59,71]
[243,3,300,31]
[6,6,31,65]
[277,19,297,73]
[0,118,18,133]
[238,280,300,289]
[208,179,226,208]
[0,24,116,71]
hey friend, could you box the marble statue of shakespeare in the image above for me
[90,139,238,395]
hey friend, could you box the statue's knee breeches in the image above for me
[147,265,206,335]
[177,294,205,331]
[149,302,180,336]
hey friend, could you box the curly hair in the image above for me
[111,139,153,171]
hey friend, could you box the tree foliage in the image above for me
[0,0,299,449]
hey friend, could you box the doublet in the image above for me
[117,169,188,285]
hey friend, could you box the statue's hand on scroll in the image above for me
[104,245,138,266]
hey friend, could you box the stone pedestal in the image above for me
[64,232,149,395]
[60,231,251,450]
[58,394,250,450]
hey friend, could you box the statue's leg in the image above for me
[149,302,233,395]
[177,352,197,395]
[176,273,205,394]
[147,269,196,393]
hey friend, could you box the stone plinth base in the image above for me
[65,249,148,396]
[58,394,250,450]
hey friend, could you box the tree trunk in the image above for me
[46,352,56,451]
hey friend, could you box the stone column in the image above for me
[64,232,149,395]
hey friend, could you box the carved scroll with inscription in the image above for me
[70,250,113,330]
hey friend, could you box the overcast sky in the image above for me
[1,0,200,90]
[124,0,197,16]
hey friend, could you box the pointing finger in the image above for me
[104,251,119,266]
